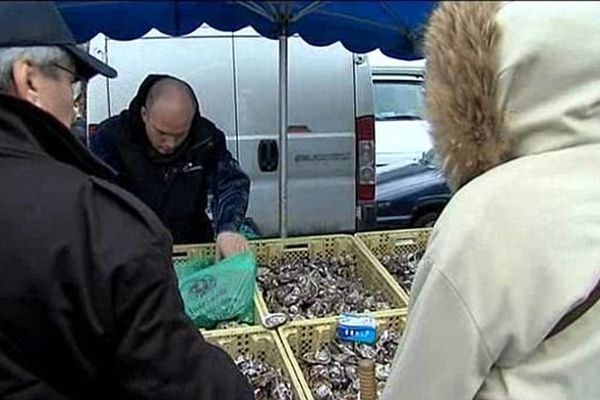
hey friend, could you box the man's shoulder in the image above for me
[196,116,225,142]
[90,112,132,169]
[87,175,172,243]
[75,166,172,250]
[186,116,227,163]
[3,157,171,249]
[94,112,128,139]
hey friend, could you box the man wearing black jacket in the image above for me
[0,2,253,399]
[90,75,251,257]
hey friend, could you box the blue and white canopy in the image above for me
[57,1,436,60]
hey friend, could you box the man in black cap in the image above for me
[0,2,252,399]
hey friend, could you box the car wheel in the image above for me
[413,212,439,228]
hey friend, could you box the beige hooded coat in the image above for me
[382,2,600,399]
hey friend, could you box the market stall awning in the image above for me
[56,1,436,60]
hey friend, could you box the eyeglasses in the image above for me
[52,62,85,82]
[51,62,85,101]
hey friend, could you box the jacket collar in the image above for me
[424,2,509,192]
[0,93,116,180]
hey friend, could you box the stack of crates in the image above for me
[171,229,432,398]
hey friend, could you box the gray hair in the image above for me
[0,46,72,93]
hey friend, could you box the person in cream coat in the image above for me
[382,2,600,399]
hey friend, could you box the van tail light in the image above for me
[356,116,376,202]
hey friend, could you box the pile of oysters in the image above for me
[257,255,391,319]
[299,329,400,400]
[235,355,296,400]
[379,250,424,293]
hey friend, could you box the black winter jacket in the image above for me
[0,94,253,400]
[90,75,250,244]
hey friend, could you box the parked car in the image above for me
[369,51,431,169]
[86,25,377,237]
[375,148,451,229]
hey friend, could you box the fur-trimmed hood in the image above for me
[425,2,600,191]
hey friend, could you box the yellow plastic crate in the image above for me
[175,234,408,324]
[172,243,265,328]
[279,310,407,400]
[203,326,308,400]
[355,228,432,298]
[249,234,408,320]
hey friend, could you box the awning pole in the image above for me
[278,27,288,238]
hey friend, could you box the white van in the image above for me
[368,50,431,169]
[86,25,376,238]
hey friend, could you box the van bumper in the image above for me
[356,203,377,231]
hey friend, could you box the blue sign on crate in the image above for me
[336,313,377,345]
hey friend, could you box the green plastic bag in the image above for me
[176,251,257,329]
[174,256,213,281]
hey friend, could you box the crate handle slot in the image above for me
[283,243,310,252]
[395,239,416,246]
[172,250,190,258]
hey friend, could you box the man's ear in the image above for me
[141,105,149,124]
[11,58,41,104]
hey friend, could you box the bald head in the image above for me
[141,78,196,155]
[145,78,196,112]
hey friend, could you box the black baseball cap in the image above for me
[0,1,117,80]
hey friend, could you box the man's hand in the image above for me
[216,231,249,260]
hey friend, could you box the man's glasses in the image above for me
[52,62,85,101]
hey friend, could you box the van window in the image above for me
[373,81,425,121]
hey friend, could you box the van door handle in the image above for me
[288,124,311,133]
[258,139,279,172]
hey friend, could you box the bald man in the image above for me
[90,75,250,257]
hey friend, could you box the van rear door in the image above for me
[234,32,357,237]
